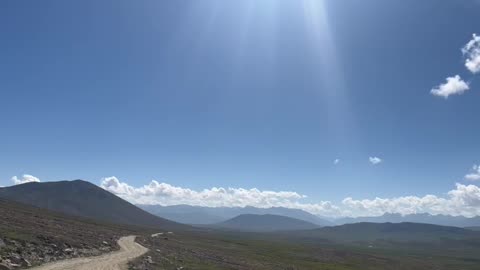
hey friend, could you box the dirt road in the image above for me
[30,236,148,270]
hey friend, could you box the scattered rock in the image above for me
[145,256,153,264]
[21,258,31,267]
[8,254,22,265]
[4,240,16,246]
[0,236,118,268]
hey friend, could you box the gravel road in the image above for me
[30,236,148,270]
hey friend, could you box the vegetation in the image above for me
[0,198,138,267]
[130,226,480,270]
[2,181,480,270]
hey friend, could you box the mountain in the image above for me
[138,204,333,226]
[336,213,480,227]
[0,180,185,230]
[293,222,480,243]
[138,204,227,225]
[467,226,480,231]
[213,214,320,232]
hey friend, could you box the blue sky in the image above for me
[1,1,480,216]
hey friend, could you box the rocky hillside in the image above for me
[0,198,138,269]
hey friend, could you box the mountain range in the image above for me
[138,204,480,228]
[138,204,333,226]
[2,180,479,232]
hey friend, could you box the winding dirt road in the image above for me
[30,236,148,270]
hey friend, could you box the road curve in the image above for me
[30,236,148,270]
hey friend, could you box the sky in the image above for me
[1,0,480,217]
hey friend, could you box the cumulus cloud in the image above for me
[465,164,480,181]
[100,176,341,217]
[11,174,41,185]
[430,75,470,98]
[462,33,480,74]
[100,176,480,218]
[369,156,382,165]
[342,183,480,217]
[334,159,340,165]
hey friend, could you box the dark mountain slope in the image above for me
[0,180,186,230]
[293,222,480,243]
[213,214,320,232]
[336,213,480,227]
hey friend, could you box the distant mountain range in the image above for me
[212,214,320,232]
[0,180,185,230]
[138,204,480,228]
[335,213,480,228]
[3,180,478,234]
[137,204,334,226]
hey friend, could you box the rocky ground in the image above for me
[0,199,138,269]
[128,231,320,270]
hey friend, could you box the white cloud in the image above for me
[342,183,480,218]
[100,176,480,218]
[430,75,470,98]
[334,159,340,165]
[11,174,41,185]
[100,176,341,217]
[462,33,480,74]
[465,164,480,181]
[369,156,382,165]
[101,177,308,207]
[3,170,479,219]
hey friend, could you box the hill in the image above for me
[138,204,333,226]
[336,213,480,227]
[292,222,480,243]
[213,214,320,232]
[0,180,185,230]
[0,198,138,268]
